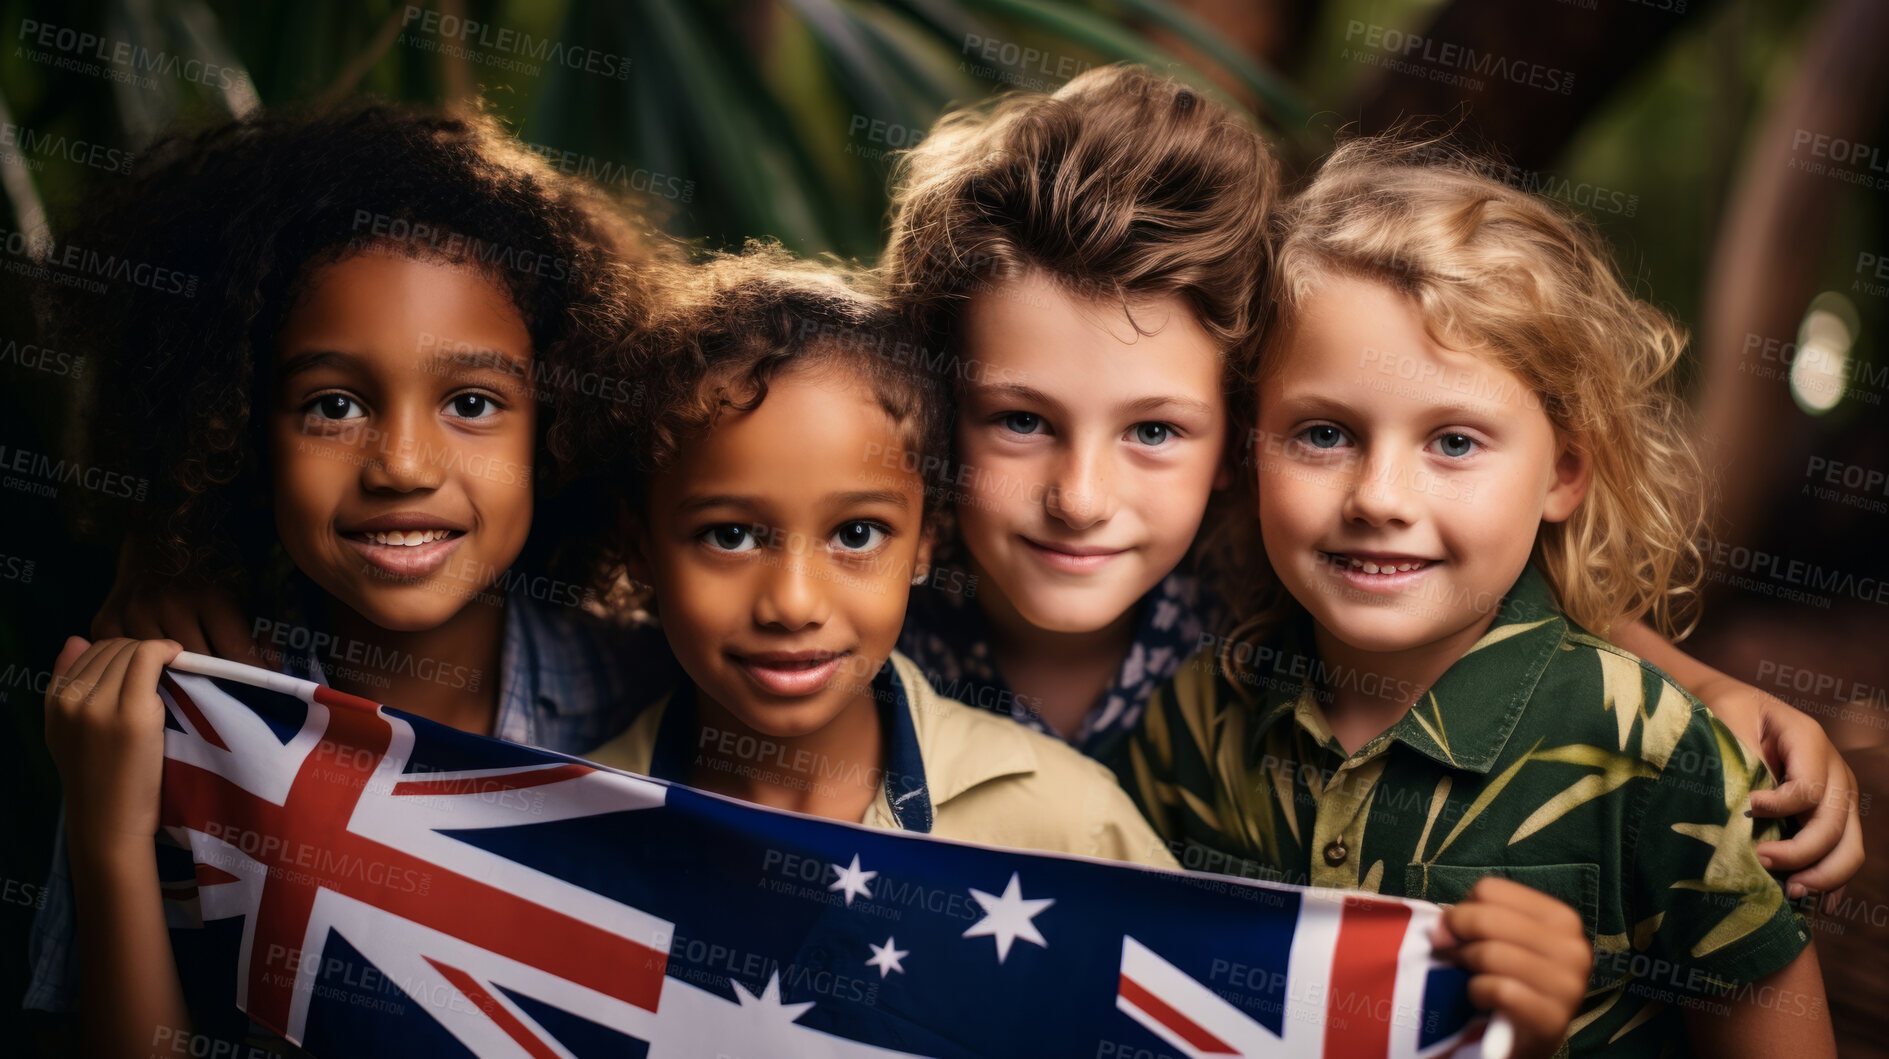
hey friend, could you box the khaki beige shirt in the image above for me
[589,650,1179,870]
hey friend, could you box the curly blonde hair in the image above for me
[1228,133,1705,652]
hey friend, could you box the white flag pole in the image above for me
[169,650,325,705]
[1481,1014,1515,1059]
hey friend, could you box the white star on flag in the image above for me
[866,936,909,978]
[828,854,877,906]
[731,972,816,1025]
[962,872,1053,963]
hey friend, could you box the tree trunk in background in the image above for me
[1344,0,1727,172]
[1696,0,1889,561]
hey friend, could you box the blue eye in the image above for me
[306,393,365,421]
[1131,422,1173,446]
[832,520,888,553]
[1001,412,1043,435]
[1432,433,1476,458]
[702,524,760,553]
[449,392,500,419]
[1299,424,1347,449]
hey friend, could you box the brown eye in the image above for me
[449,393,497,419]
[307,393,363,420]
[833,521,886,552]
[703,524,758,552]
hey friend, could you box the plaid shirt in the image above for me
[1109,565,1811,1056]
[898,567,1219,763]
[25,585,674,1026]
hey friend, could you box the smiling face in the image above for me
[1255,274,1588,660]
[953,268,1228,634]
[269,250,537,633]
[636,361,932,740]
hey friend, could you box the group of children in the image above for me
[32,67,1859,1057]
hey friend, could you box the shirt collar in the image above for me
[876,660,933,831]
[899,567,1210,757]
[1245,565,1566,774]
[887,650,1035,813]
[649,657,939,832]
[493,588,560,747]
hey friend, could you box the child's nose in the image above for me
[1044,445,1115,529]
[753,552,829,631]
[361,411,446,493]
[1342,449,1421,526]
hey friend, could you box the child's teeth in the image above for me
[1338,556,1427,573]
[368,529,450,546]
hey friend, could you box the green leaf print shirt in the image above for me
[1109,565,1813,1056]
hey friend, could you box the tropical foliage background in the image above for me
[0,1,1854,307]
[2,1,1886,1053]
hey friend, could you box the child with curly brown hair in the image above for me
[1113,135,1835,1058]
[582,248,1176,865]
[35,101,674,1057]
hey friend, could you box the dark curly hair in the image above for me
[584,245,949,599]
[38,100,661,593]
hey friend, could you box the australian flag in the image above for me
[153,652,1499,1059]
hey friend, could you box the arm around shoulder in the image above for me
[1611,621,1862,902]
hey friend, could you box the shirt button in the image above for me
[1323,840,1348,867]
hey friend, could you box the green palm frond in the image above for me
[3,1,1309,259]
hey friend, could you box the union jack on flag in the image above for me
[154,652,1504,1058]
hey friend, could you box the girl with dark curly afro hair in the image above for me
[579,246,1174,868]
[33,101,678,1058]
